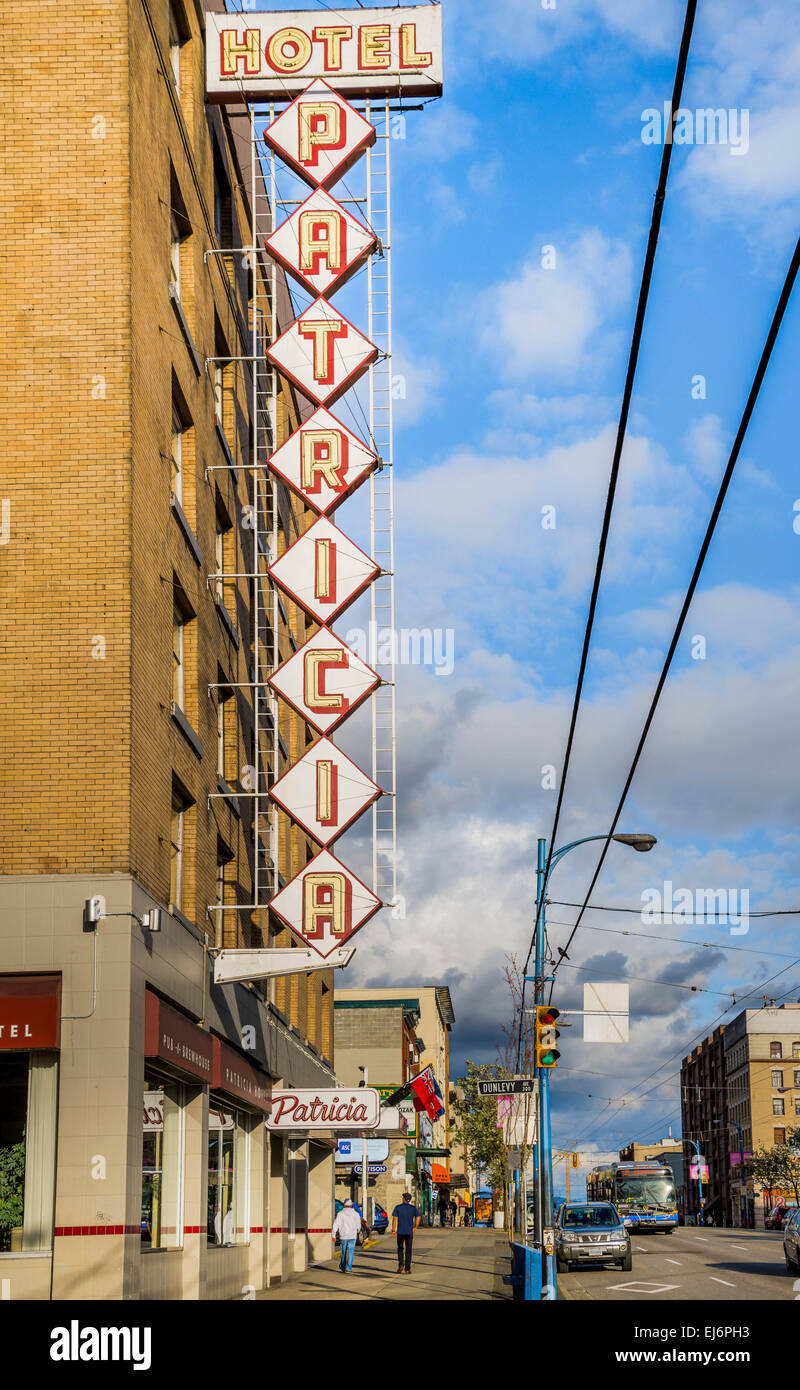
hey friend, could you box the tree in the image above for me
[0,1142,25,1250]
[750,1142,800,1208]
[450,1061,510,1204]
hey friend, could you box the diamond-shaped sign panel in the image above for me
[263,78,376,190]
[266,188,377,299]
[269,847,381,959]
[266,297,377,408]
[268,516,379,625]
[268,626,379,735]
[268,408,377,516]
[269,736,380,846]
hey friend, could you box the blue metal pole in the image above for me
[534,838,557,1297]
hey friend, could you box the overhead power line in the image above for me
[550,899,800,919]
[518,0,699,1052]
[549,228,800,997]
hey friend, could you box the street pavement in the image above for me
[559,1226,798,1301]
[256,1226,512,1301]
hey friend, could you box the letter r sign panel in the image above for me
[268,848,382,957]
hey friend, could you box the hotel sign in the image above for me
[205,7,443,101]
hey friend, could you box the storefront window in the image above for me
[141,1074,184,1249]
[207,1103,249,1245]
[0,1052,58,1253]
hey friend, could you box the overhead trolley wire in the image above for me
[517,0,699,1050]
[549,228,800,999]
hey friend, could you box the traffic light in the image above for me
[535,1005,561,1067]
[571,1152,579,1170]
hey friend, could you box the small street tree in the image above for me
[450,1061,511,1217]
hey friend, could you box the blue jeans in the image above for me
[339,1238,356,1272]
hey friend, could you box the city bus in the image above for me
[586,1161,678,1231]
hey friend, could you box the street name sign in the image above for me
[477,1079,536,1096]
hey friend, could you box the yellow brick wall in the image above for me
[0,0,333,1058]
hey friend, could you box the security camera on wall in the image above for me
[83,895,105,931]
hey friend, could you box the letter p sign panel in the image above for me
[263,78,376,190]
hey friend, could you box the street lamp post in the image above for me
[684,1137,705,1222]
[527,830,657,1298]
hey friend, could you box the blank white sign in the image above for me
[583,983,629,1043]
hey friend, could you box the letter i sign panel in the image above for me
[263,78,376,189]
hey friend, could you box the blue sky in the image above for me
[242,1,800,1178]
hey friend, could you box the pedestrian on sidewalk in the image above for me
[332,1198,366,1275]
[392,1192,421,1273]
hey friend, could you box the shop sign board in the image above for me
[336,1137,389,1164]
[144,990,213,1084]
[267,1086,382,1130]
[0,974,61,1050]
[206,11,443,102]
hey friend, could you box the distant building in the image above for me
[681,1004,800,1229]
[334,985,455,1224]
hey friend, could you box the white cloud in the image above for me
[391,337,445,429]
[478,231,633,382]
[684,412,728,480]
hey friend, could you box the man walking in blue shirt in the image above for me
[391,1191,421,1273]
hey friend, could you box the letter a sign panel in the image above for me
[268,849,381,958]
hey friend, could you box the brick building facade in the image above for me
[0,0,337,1299]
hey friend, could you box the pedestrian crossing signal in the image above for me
[535,1005,561,1068]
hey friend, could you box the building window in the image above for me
[169,170,191,306]
[172,602,185,710]
[170,790,188,911]
[774,1127,786,1145]
[770,1041,782,1059]
[794,1069,800,1089]
[213,144,233,249]
[771,1069,784,1089]
[773,1097,785,1116]
[168,1,187,95]
[207,1104,249,1246]
[141,1074,184,1249]
[795,1098,800,1117]
[0,1052,58,1252]
[793,1042,800,1060]
[171,407,185,503]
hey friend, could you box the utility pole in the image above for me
[359,1065,369,1227]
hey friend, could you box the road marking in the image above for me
[710,1276,736,1287]
[695,1237,710,1242]
[730,1243,748,1250]
[607,1280,680,1294]
[665,1258,681,1265]
[636,1245,647,1252]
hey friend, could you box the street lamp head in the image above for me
[613,833,657,853]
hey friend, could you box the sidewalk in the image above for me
[256,1227,513,1301]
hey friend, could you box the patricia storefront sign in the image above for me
[266,1087,382,1130]
[205,7,443,101]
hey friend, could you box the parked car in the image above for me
[555,1201,632,1273]
[783,1208,800,1272]
[371,1201,389,1234]
[766,1203,799,1230]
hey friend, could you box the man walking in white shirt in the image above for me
[332,1198,366,1274]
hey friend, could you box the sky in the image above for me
[238,0,800,1188]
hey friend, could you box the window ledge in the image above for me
[217,776,241,819]
[169,285,202,377]
[170,494,202,567]
[170,702,204,760]
[0,1249,52,1259]
[216,421,236,474]
[215,598,240,649]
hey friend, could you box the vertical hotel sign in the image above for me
[205,7,442,962]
